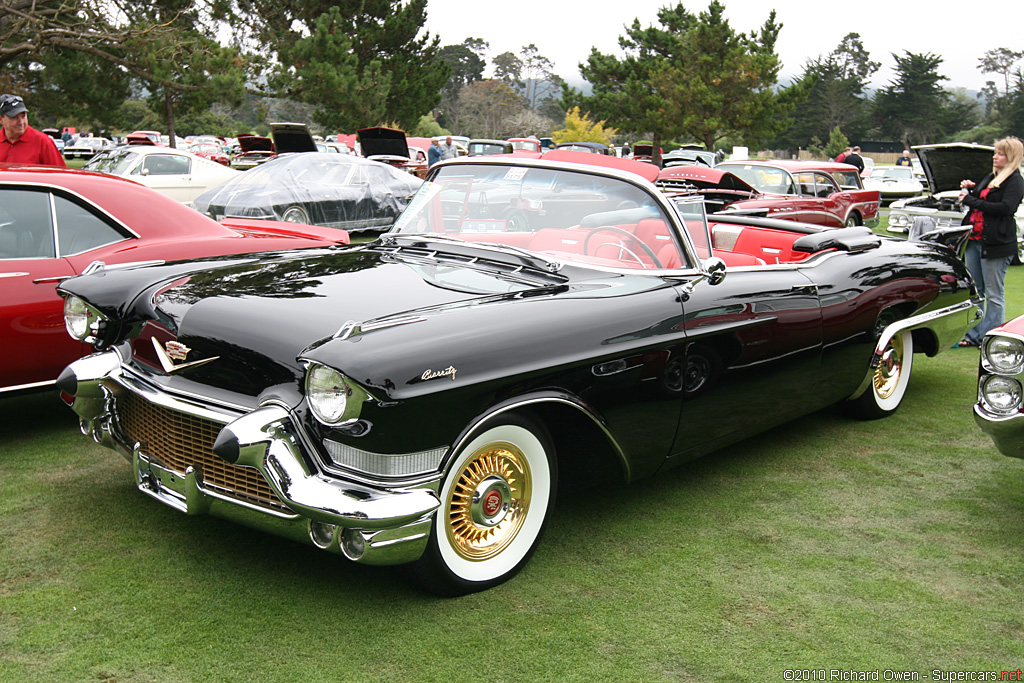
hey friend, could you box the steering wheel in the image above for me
[582,225,663,269]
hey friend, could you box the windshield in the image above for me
[716,163,796,194]
[84,149,139,175]
[870,167,914,179]
[468,143,507,156]
[390,163,692,270]
[190,143,222,155]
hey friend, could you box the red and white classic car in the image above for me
[657,159,880,229]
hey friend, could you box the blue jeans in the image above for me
[964,240,1013,343]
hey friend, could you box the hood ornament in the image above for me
[151,337,219,374]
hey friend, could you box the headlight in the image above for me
[984,336,1024,374]
[305,363,367,425]
[63,295,105,342]
[980,375,1023,414]
[889,213,909,227]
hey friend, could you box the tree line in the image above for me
[3,0,1021,155]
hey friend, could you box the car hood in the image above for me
[913,143,994,193]
[656,165,759,193]
[358,126,409,159]
[237,136,274,153]
[60,243,669,404]
[271,122,318,154]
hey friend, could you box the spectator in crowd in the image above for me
[428,138,442,167]
[895,150,912,166]
[0,94,66,167]
[439,136,458,161]
[957,137,1024,347]
[844,146,864,173]
[836,147,851,164]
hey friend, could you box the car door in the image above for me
[811,172,847,227]
[663,265,824,466]
[0,187,80,391]
[0,186,131,392]
[788,171,831,226]
[132,153,194,203]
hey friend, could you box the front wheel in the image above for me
[407,413,556,596]
[848,330,914,419]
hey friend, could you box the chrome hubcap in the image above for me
[874,337,904,399]
[471,475,511,527]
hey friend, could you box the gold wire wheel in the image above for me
[445,442,532,562]
[873,333,905,400]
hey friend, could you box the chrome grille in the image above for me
[117,392,291,514]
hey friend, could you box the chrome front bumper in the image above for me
[974,406,1024,459]
[59,350,441,565]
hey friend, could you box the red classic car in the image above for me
[657,159,880,229]
[0,164,350,395]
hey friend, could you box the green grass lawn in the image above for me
[2,247,1023,682]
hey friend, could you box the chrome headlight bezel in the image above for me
[304,363,367,426]
[982,335,1024,375]
[63,295,106,343]
[979,374,1024,415]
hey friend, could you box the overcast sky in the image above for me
[423,0,1017,94]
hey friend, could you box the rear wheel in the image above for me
[844,212,862,228]
[407,413,556,596]
[849,330,914,419]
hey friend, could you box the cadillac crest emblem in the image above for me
[151,337,219,374]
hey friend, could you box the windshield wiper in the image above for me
[378,233,565,275]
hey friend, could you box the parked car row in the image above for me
[656,159,880,230]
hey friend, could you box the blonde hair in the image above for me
[991,136,1023,188]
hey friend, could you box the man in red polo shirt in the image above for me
[0,94,66,167]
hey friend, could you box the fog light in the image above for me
[309,521,337,549]
[981,375,1023,414]
[340,528,366,560]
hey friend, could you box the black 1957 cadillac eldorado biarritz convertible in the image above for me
[57,151,980,595]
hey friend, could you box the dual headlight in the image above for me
[888,212,910,228]
[979,335,1024,415]
[305,363,368,425]
[64,295,107,344]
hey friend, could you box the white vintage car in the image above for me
[84,145,240,205]
[863,166,924,203]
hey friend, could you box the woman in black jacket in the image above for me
[958,136,1024,347]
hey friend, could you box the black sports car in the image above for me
[194,152,423,232]
[58,152,979,596]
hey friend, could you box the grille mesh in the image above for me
[117,392,291,514]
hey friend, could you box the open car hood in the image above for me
[913,143,994,193]
[237,135,274,153]
[358,126,410,159]
[656,165,759,193]
[271,122,318,154]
